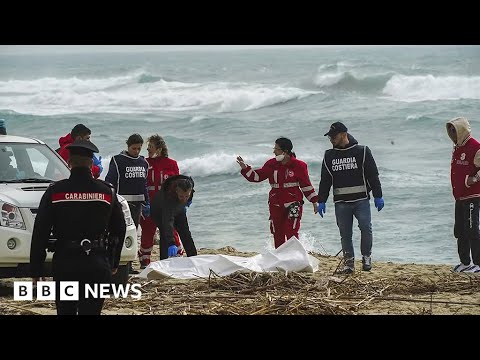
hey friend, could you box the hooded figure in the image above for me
[447,117,480,273]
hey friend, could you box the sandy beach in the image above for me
[1,244,479,315]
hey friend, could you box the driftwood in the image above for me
[101,268,480,315]
[1,250,480,315]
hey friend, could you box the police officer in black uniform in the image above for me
[30,140,126,315]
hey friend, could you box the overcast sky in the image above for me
[0,45,392,55]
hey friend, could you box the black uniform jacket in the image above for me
[30,167,126,277]
[318,134,382,203]
[150,175,194,247]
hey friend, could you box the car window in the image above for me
[0,143,70,182]
[0,146,17,181]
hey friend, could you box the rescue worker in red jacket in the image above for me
[447,117,480,273]
[138,134,183,268]
[237,137,319,248]
[57,124,102,179]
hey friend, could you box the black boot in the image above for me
[128,263,139,274]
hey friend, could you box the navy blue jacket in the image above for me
[105,151,149,204]
[318,134,382,203]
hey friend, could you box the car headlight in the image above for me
[0,201,26,230]
[117,195,134,227]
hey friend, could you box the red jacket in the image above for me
[451,136,480,200]
[241,156,318,206]
[58,133,101,179]
[146,156,179,200]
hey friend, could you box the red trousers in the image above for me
[139,215,181,265]
[269,203,303,249]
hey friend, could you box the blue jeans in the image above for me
[334,199,372,260]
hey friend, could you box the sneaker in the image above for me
[344,256,355,267]
[464,264,480,273]
[139,260,149,269]
[335,265,354,275]
[362,256,372,271]
[452,263,473,272]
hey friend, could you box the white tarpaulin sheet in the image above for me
[137,237,319,280]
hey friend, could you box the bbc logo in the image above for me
[14,281,142,300]
[15,281,79,300]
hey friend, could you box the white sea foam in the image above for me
[190,115,208,123]
[179,152,270,177]
[177,151,323,178]
[382,74,480,102]
[0,71,318,115]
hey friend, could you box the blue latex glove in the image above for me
[168,245,178,258]
[374,197,384,212]
[93,155,103,174]
[317,202,326,218]
[142,204,150,217]
[93,155,102,166]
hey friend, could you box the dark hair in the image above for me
[71,124,91,139]
[148,134,168,157]
[275,137,296,157]
[163,175,195,202]
[176,177,194,192]
[126,133,144,147]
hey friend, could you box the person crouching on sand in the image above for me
[150,175,197,260]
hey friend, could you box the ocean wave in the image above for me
[190,115,208,123]
[137,73,172,83]
[382,74,480,102]
[0,70,319,116]
[405,114,436,122]
[314,70,394,92]
[178,152,270,177]
[177,152,323,178]
[314,66,480,102]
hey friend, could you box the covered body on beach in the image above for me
[137,237,318,279]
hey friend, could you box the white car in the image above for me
[0,135,137,284]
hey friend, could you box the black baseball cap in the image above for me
[324,122,348,137]
[66,140,99,158]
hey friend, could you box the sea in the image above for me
[1,45,479,265]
